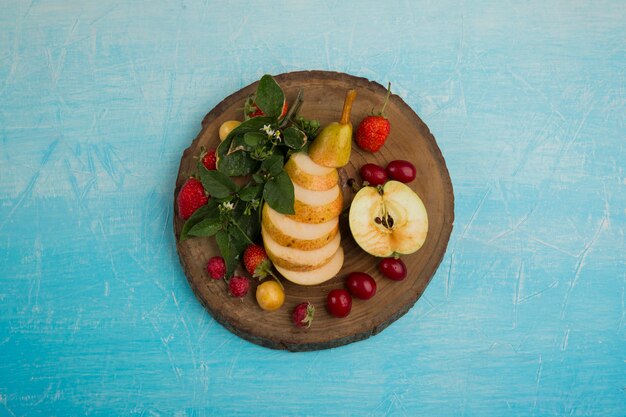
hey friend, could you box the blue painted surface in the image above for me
[1,0,624,415]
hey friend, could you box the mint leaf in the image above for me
[215,229,236,278]
[263,170,294,214]
[188,217,222,237]
[199,167,238,199]
[217,117,273,176]
[282,126,307,149]
[255,75,284,118]
[244,132,265,148]
[261,154,284,177]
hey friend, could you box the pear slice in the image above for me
[275,246,344,286]
[288,182,343,224]
[262,226,341,271]
[262,204,339,250]
[349,181,428,257]
[284,152,339,191]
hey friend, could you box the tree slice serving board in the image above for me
[174,71,454,351]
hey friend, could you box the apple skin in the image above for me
[349,180,428,257]
[262,226,341,272]
[261,204,339,251]
[274,247,344,286]
[284,153,339,191]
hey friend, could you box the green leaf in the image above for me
[215,229,235,278]
[263,171,294,214]
[244,132,265,148]
[216,117,273,176]
[261,154,284,177]
[180,201,218,241]
[282,126,307,149]
[187,217,222,237]
[252,173,264,184]
[199,167,238,199]
[255,75,285,118]
[238,184,262,201]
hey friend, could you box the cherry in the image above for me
[346,272,377,300]
[359,163,387,185]
[327,289,352,318]
[386,160,416,183]
[379,258,407,281]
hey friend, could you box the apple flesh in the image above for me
[349,181,428,257]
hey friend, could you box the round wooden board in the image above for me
[174,71,454,351]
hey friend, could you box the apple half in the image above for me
[284,152,339,191]
[262,226,341,271]
[349,181,428,257]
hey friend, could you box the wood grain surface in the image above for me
[174,71,454,350]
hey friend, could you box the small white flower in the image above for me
[220,201,235,211]
[273,130,281,141]
[262,125,275,136]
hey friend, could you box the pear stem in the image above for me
[339,89,357,125]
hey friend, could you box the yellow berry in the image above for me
[255,281,285,311]
[219,120,241,141]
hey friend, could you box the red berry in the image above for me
[243,244,273,279]
[379,258,407,281]
[206,256,226,280]
[176,178,208,220]
[229,276,250,298]
[359,163,387,185]
[292,302,315,328]
[346,272,377,300]
[202,149,217,170]
[386,160,416,183]
[356,115,391,152]
[327,289,352,318]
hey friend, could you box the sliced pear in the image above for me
[284,152,339,191]
[288,182,343,224]
[275,246,344,286]
[262,226,341,271]
[349,180,428,257]
[262,204,339,250]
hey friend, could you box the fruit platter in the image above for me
[174,71,454,351]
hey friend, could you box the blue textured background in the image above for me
[1,1,624,415]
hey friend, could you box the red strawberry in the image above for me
[228,276,250,298]
[355,82,392,153]
[202,148,217,170]
[206,256,226,280]
[292,302,315,328]
[177,178,208,220]
[243,244,274,280]
[245,96,288,119]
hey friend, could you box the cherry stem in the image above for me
[339,89,357,125]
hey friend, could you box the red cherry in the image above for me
[359,163,387,186]
[379,258,407,281]
[386,160,416,183]
[346,272,377,300]
[327,289,352,318]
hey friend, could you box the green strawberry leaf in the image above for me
[180,200,218,241]
[263,170,294,215]
[199,167,238,199]
[238,183,262,202]
[187,217,222,238]
[261,154,284,177]
[255,75,285,118]
[282,126,307,149]
[217,116,274,176]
